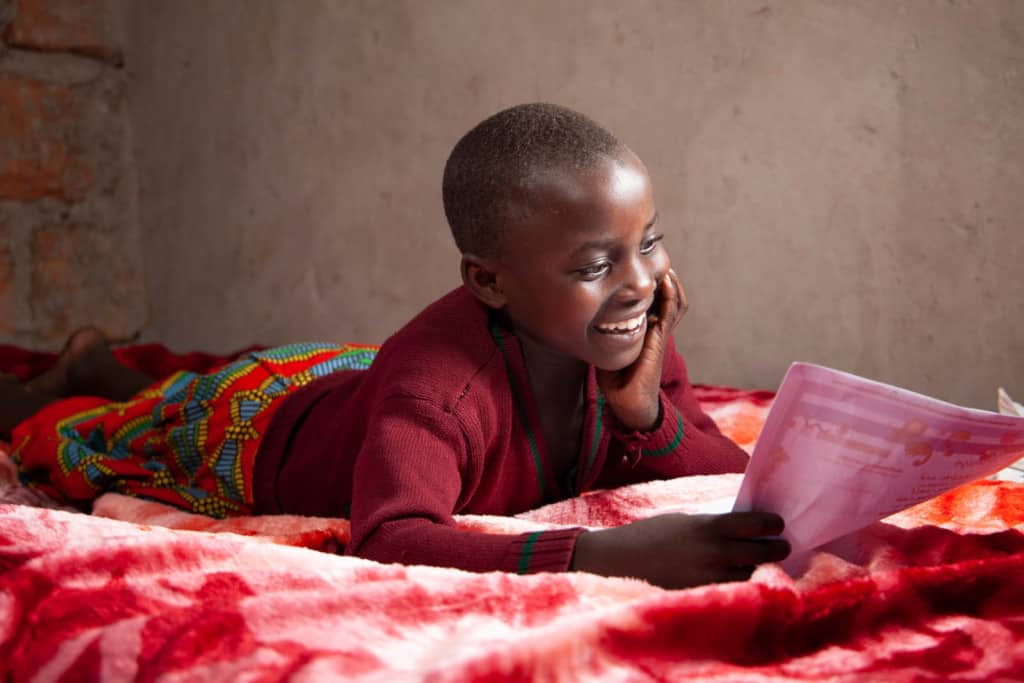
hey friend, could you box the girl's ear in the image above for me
[461,254,506,309]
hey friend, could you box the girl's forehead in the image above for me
[500,160,656,262]
[524,159,653,227]
[526,155,650,204]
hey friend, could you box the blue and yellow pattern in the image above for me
[12,343,378,517]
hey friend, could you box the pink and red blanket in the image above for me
[1,344,1022,681]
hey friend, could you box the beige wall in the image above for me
[122,0,1024,409]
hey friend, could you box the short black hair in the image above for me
[442,103,626,256]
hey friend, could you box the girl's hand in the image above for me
[597,268,687,431]
[571,511,790,589]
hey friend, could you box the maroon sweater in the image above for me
[254,287,749,574]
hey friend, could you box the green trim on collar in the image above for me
[490,323,547,499]
[517,531,542,574]
[641,409,684,457]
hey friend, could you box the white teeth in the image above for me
[596,313,646,333]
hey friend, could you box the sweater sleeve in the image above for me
[346,395,584,574]
[597,342,749,486]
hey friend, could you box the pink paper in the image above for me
[734,363,1024,556]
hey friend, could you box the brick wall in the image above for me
[0,0,145,347]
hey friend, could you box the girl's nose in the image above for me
[620,255,657,302]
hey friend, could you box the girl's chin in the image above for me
[589,318,648,371]
[592,347,644,373]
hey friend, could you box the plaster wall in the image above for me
[123,0,1024,409]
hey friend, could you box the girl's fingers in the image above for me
[720,566,757,583]
[657,273,674,323]
[714,511,785,538]
[726,539,791,566]
[666,269,686,329]
[647,271,682,336]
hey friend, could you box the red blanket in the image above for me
[1,346,1022,681]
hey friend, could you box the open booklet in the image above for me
[733,363,1024,560]
[996,387,1024,481]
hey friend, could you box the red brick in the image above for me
[30,224,74,339]
[0,74,93,201]
[0,231,13,335]
[30,224,140,342]
[2,0,120,63]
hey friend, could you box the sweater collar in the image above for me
[487,312,607,500]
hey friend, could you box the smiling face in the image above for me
[478,152,670,371]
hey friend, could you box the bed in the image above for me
[1,344,1022,681]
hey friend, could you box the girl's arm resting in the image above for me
[357,517,584,574]
[346,396,584,574]
[600,342,749,484]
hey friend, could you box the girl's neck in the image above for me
[515,329,588,401]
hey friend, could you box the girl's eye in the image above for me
[640,233,664,255]
[576,262,611,280]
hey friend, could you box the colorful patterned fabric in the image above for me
[10,343,378,517]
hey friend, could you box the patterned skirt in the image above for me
[11,343,378,517]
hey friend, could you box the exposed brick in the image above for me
[0,74,93,201]
[0,1,14,36]
[29,224,72,337]
[0,226,13,335]
[2,0,120,64]
[30,223,143,343]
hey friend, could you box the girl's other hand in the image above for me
[571,511,790,589]
[597,268,687,431]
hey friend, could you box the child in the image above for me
[3,103,789,589]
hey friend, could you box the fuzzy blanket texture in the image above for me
[1,344,1022,681]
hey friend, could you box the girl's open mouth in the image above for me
[594,312,647,335]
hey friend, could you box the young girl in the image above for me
[4,103,789,589]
